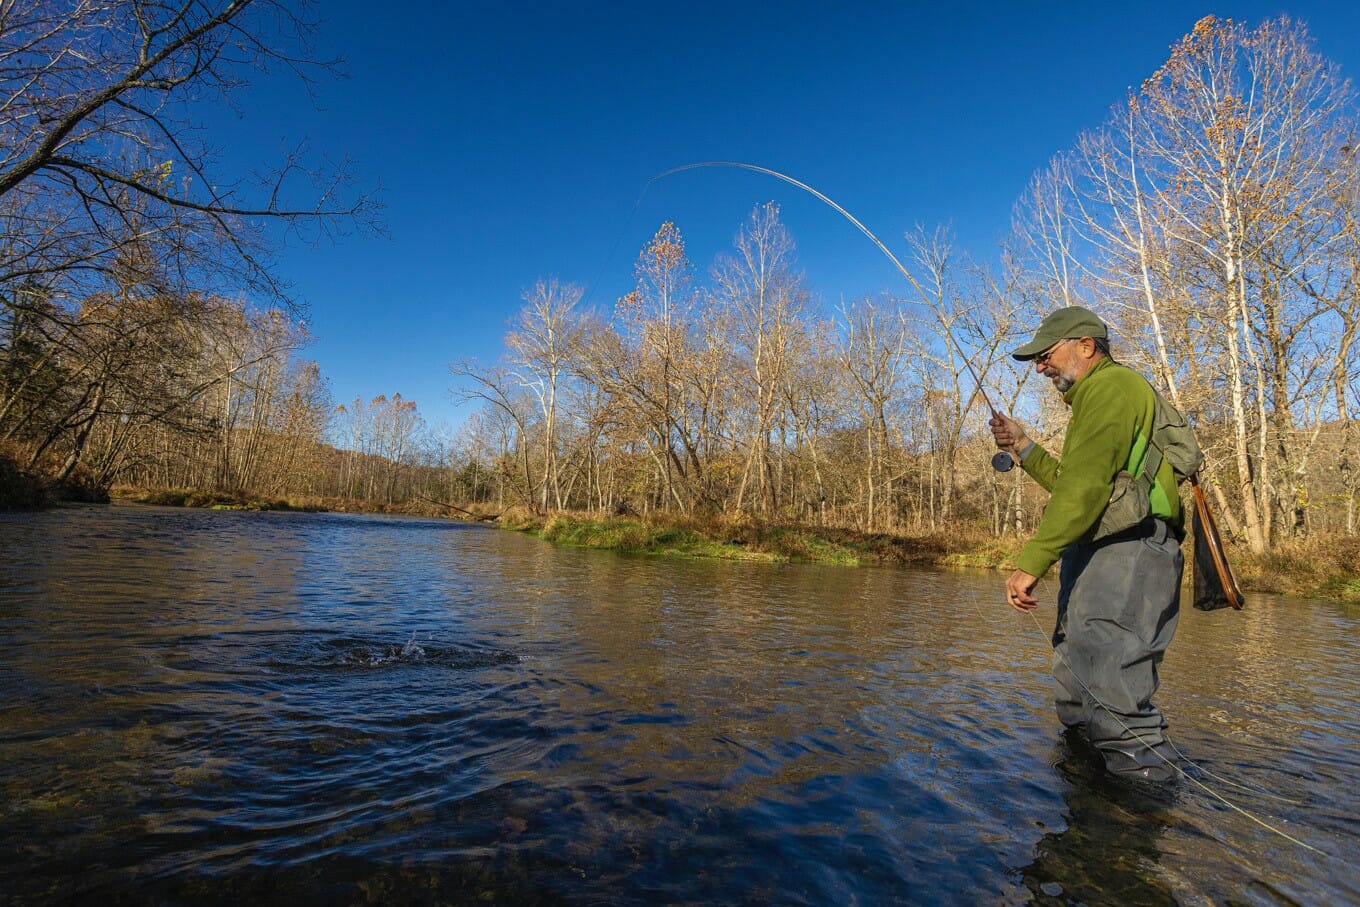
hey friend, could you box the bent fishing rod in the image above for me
[648,161,1018,473]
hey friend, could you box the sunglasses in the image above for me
[1034,338,1073,366]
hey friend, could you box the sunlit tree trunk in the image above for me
[507,278,583,512]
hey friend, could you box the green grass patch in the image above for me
[513,512,991,567]
[760,528,861,565]
[519,513,774,562]
[941,535,1022,570]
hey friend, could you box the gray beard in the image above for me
[1052,373,1075,393]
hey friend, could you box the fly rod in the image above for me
[649,161,1018,472]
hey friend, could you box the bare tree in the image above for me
[598,222,706,512]
[0,1,379,497]
[0,0,379,306]
[836,293,910,530]
[506,278,584,512]
[712,203,809,517]
[450,360,540,512]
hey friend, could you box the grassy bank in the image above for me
[500,510,1020,570]
[502,510,1360,602]
[1230,537,1360,602]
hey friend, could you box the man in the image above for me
[989,306,1184,782]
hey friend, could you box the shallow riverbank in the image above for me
[110,486,496,519]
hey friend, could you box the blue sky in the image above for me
[219,1,1360,431]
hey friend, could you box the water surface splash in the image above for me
[269,633,520,670]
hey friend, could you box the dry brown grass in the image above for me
[1230,536,1360,601]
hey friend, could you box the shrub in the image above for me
[0,454,46,510]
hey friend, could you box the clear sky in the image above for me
[216,1,1360,432]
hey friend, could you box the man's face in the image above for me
[1033,338,1080,393]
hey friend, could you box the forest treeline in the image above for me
[3,11,1358,558]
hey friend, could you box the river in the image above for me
[1,504,1356,904]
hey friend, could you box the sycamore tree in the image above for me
[1133,16,1357,549]
[1012,15,1359,550]
[505,278,584,512]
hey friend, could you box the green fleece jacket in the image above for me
[1016,356,1183,577]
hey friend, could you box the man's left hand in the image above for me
[1005,569,1040,612]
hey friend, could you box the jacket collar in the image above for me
[1063,355,1115,405]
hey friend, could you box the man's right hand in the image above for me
[989,412,1030,457]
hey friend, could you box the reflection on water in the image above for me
[0,504,1357,904]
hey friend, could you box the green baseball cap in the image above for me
[1011,306,1109,360]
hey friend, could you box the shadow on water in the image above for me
[1017,730,1184,906]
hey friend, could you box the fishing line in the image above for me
[961,585,1301,801]
[958,586,1304,807]
[1016,584,1326,855]
[1159,735,1305,805]
[577,183,656,312]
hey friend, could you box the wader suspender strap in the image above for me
[1136,438,1164,505]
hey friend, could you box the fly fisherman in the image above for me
[989,307,1184,782]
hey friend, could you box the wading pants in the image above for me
[1052,518,1183,777]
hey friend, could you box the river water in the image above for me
[0,505,1356,905]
